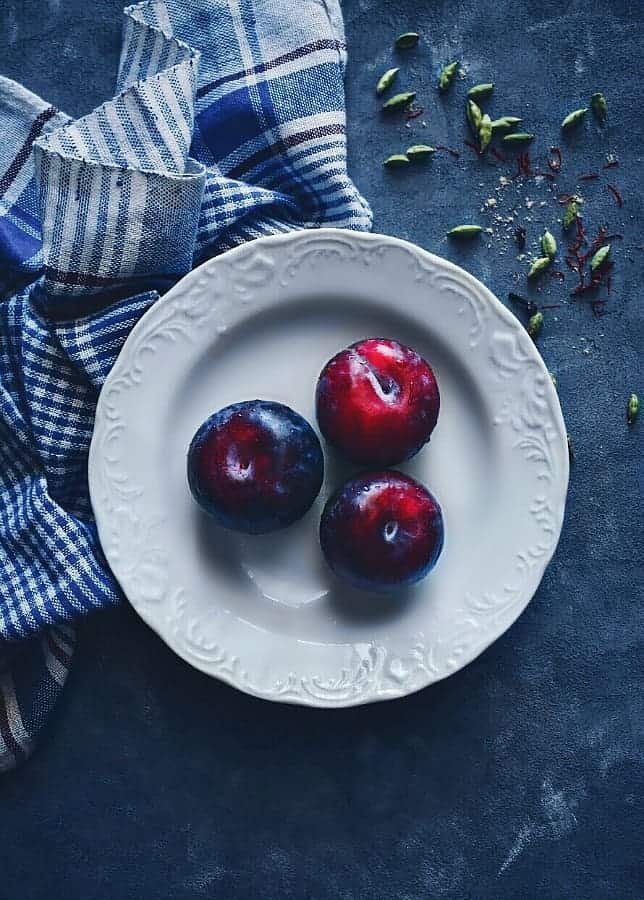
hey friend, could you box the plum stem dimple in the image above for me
[379,375,396,395]
[353,350,400,402]
[384,520,398,542]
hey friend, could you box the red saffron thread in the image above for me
[463,139,482,157]
[587,225,609,257]
[570,260,614,296]
[565,217,594,294]
[568,216,586,257]
[578,173,600,181]
[435,144,460,158]
[546,147,562,172]
[490,147,506,163]
[514,151,533,178]
[606,183,624,207]
[405,106,425,121]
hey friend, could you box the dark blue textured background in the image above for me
[0,1,642,897]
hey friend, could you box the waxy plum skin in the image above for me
[187,400,324,534]
[315,338,440,467]
[319,470,444,592]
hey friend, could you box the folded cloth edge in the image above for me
[0,0,372,772]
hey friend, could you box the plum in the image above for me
[316,338,440,466]
[320,470,444,592]
[188,400,323,534]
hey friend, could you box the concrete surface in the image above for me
[0,0,642,897]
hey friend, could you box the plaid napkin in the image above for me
[0,0,371,770]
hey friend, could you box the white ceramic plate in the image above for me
[89,229,568,707]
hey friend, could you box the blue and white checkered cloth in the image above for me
[0,0,371,770]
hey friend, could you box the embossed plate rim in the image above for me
[89,229,569,707]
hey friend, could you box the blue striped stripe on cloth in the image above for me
[0,0,371,771]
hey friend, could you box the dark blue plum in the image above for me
[320,471,444,592]
[187,400,324,534]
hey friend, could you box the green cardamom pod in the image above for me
[591,92,607,123]
[502,132,534,145]
[406,144,436,160]
[382,91,417,112]
[491,116,522,131]
[627,392,639,425]
[527,311,544,339]
[467,83,494,100]
[395,32,420,50]
[376,67,399,95]
[466,99,482,132]
[439,61,459,91]
[447,224,482,238]
[562,201,579,230]
[479,113,492,152]
[542,230,557,259]
[528,257,552,279]
[561,107,588,129]
[590,244,611,272]
[383,154,410,168]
